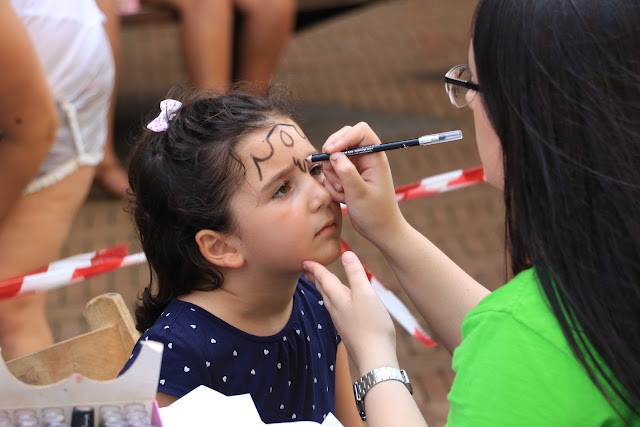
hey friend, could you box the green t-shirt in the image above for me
[446,268,638,426]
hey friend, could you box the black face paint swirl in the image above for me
[252,123,308,181]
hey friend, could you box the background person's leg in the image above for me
[147,0,235,91]
[93,0,129,199]
[0,166,95,361]
[234,0,296,95]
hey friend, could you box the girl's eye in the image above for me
[272,181,292,199]
[309,163,324,176]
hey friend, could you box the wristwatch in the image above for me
[353,367,413,420]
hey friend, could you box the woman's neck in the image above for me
[180,268,301,337]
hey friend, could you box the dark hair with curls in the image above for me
[128,86,295,333]
[472,0,640,419]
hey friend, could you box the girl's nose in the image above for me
[309,175,332,211]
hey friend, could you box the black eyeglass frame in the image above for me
[444,76,480,92]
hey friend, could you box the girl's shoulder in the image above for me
[294,275,331,320]
[143,298,232,343]
[293,275,340,343]
[296,275,323,299]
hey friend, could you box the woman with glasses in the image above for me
[303,0,640,425]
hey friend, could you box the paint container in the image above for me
[100,405,122,417]
[71,406,94,427]
[13,408,37,419]
[125,409,148,422]
[101,413,127,427]
[43,407,66,424]
[123,403,145,414]
[14,408,38,426]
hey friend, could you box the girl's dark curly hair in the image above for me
[128,85,295,332]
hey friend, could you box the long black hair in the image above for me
[472,0,640,418]
[127,86,295,332]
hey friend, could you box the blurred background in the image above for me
[49,1,504,425]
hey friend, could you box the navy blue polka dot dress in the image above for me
[120,276,341,424]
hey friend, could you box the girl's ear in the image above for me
[195,229,245,269]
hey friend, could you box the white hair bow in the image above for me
[146,99,183,132]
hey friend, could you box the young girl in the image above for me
[120,88,361,426]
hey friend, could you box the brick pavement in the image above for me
[44,1,505,425]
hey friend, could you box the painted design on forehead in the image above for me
[266,123,305,147]
[251,139,274,182]
[251,123,307,181]
[292,157,307,173]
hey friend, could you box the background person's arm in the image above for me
[0,0,57,221]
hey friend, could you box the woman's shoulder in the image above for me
[450,268,628,425]
[461,268,571,355]
[466,268,552,322]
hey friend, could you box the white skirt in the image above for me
[11,0,116,193]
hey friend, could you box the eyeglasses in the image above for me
[445,64,480,108]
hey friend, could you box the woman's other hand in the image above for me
[321,123,406,246]
[303,251,399,376]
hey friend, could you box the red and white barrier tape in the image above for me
[340,240,438,347]
[0,166,486,348]
[0,244,147,300]
[341,165,485,214]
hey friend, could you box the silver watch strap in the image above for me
[353,367,413,420]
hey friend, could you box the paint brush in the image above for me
[305,130,463,163]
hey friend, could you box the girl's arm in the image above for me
[321,123,490,352]
[0,0,58,221]
[334,342,363,427]
[156,391,179,407]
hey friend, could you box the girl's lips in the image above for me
[316,222,337,236]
